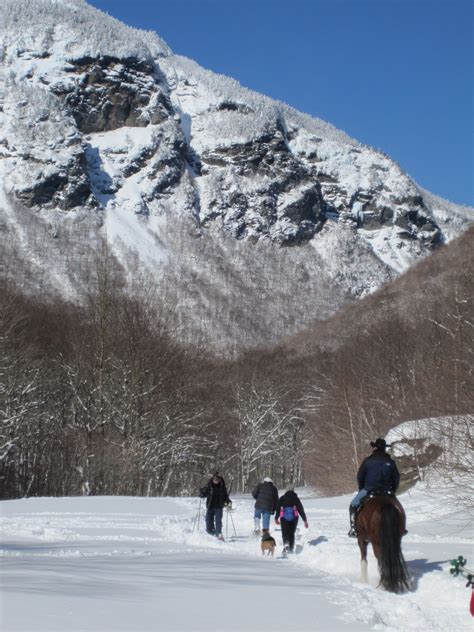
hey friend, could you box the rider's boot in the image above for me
[347,506,357,538]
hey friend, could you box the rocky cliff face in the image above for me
[0,0,472,350]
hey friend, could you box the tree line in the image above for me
[1,228,472,499]
[0,241,310,498]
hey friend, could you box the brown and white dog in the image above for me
[260,532,276,557]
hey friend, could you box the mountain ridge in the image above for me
[1,0,472,352]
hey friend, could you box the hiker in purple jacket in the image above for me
[275,489,309,553]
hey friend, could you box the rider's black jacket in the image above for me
[357,449,400,493]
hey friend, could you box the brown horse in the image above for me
[356,495,410,593]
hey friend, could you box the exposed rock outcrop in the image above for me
[0,0,472,350]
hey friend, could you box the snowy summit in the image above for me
[0,0,472,350]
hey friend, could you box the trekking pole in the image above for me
[229,506,237,537]
[192,497,202,534]
[227,478,237,537]
[225,507,229,539]
[197,497,202,532]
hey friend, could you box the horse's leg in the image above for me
[372,542,383,588]
[359,538,368,583]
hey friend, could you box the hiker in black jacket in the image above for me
[275,489,309,553]
[252,477,279,535]
[348,438,400,537]
[200,472,231,540]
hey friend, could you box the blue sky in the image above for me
[90,0,473,207]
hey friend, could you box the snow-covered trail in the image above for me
[1,488,472,631]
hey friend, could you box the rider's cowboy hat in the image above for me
[370,438,390,450]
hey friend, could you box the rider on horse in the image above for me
[348,438,400,537]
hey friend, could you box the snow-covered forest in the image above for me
[1,227,472,499]
[0,0,472,502]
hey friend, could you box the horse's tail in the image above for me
[378,503,410,593]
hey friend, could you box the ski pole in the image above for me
[229,507,237,537]
[197,496,201,532]
[192,497,202,533]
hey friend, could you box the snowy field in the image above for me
[1,485,473,632]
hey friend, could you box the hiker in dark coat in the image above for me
[275,489,309,553]
[348,438,400,537]
[200,472,231,539]
[252,477,279,535]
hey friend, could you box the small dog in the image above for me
[260,532,276,557]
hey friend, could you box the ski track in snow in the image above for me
[1,487,473,632]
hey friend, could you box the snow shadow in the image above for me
[0,541,153,560]
[1,543,68,555]
[407,558,446,590]
[0,556,143,600]
[308,536,329,547]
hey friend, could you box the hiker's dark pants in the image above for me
[281,517,298,551]
[206,508,223,536]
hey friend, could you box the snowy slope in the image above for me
[1,485,473,632]
[1,0,472,350]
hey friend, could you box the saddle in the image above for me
[357,489,394,514]
[366,488,394,500]
[357,490,408,536]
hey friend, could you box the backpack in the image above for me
[281,505,298,521]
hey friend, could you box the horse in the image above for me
[356,494,410,593]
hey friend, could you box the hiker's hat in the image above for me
[370,438,389,450]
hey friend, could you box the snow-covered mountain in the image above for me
[1,0,472,350]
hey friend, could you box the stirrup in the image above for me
[348,528,357,538]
